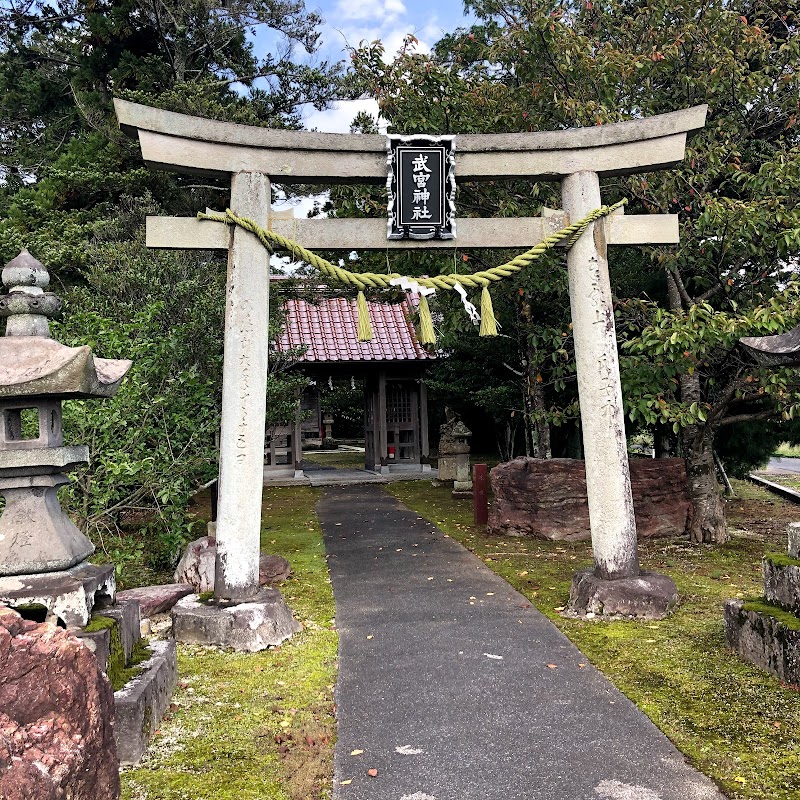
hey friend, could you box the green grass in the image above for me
[121,486,337,800]
[387,479,800,800]
[773,442,800,458]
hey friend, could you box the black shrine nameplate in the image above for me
[387,134,456,240]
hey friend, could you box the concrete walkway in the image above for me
[318,485,726,800]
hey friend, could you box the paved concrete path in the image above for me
[763,456,800,474]
[319,485,726,800]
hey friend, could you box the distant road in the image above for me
[763,457,800,474]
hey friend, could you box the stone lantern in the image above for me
[322,411,335,449]
[438,409,473,498]
[0,250,132,625]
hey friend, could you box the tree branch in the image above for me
[718,409,775,427]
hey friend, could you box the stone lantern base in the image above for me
[0,562,115,627]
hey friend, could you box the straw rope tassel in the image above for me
[356,290,373,341]
[479,285,498,337]
[417,294,436,345]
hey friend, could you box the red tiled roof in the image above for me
[276,295,435,363]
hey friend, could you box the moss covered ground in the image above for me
[121,485,337,800]
[387,478,800,800]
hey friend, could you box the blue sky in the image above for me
[280,0,473,132]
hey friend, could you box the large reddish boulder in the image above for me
[0,606,120,800]
[488,457,691,541]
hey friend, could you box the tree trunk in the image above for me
[531,381,552,458]
[654,422,674,458]
[685,439,728,543]
[682,374,728,544]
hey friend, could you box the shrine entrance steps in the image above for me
[318,484,724,800]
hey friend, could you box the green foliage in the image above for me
[620,286,800,434]
[0,0,342,580]
[53,236,225,578]
[341,0,800,536]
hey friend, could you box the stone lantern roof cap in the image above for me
[0,251,132,399]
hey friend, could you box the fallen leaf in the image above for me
[367,768,378,777]
[547,664,557,669]
[351,749,364,756]
[340,779,352,785]
[486,592,494,596]
[518,570,528,576]
[734,776,747,784]
[554,606,566,612]
[366,635,373,640]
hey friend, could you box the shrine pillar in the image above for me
[215,171,270,600]
[562,171,639,581]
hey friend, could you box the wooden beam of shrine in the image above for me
[116,100,708,184]
[145,213,678,251]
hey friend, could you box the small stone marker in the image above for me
[788,522,800,558]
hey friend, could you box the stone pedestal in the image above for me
[568,568,679,620]
[171,589,301,652]
[0,446,94,575]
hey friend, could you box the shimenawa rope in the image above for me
[198,199,627,344]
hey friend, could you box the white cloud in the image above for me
[333,0,406,23]
[302,98,383,133]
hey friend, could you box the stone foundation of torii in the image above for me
[115,99,707,632]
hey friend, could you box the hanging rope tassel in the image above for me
[357,290,373,341]
[417,293,436,345]
[479,285,499,337]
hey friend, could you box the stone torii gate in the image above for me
[115,99,707,629]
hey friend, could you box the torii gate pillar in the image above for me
[215,171,270,600]
[563,171,638,582]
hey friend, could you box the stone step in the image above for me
[762,553,800,614]
[113,640,178,766]
[725,599,800,685]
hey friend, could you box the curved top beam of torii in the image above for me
[114,99,707,253]
[114,98,707,184]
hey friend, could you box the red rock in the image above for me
[488,457,691,541]
[259,554,292,585]
[174,535,292,593]
[0,605,120,800]
[116,583,195,617]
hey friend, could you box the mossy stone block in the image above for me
[762,555,800,615]
[725,599,800,685]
